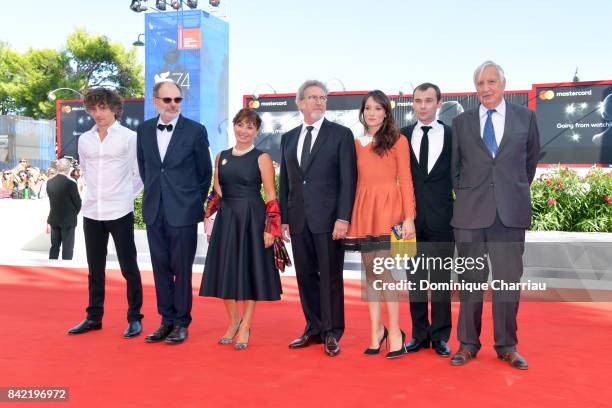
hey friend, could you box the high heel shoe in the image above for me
[218,319,242,345]
[234,328,250,351]
[364,326,388,355]
[385,330,407,359]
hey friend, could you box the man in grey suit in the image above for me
[450,61,540,370]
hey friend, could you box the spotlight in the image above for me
[129,0,148,12]
[155,0,166,10]
[187,0,198,8]
[209,0,220,6]
[171,0,181,9]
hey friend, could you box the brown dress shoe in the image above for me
[498,351,528,370]
[288,335,323,349]
[450,348,477,366]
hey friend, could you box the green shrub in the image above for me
[530,167,612,232]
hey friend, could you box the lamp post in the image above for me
[47,88,84,101]
[251,83,277,100]
[133,33,145,47]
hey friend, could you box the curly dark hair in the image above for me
[359,90,399,156]
[83,87,123,119]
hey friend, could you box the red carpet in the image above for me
[1,264,611,407]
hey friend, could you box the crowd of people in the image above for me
[21,59,538,371]
[0,158,82,200]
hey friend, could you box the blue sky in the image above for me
[2,0,611,116]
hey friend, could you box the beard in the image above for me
[308,110,324,122]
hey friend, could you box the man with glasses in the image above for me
[68,87,144,338]
[279,79,357,357]
[137,80,212,344]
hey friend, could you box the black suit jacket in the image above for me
[279,118,357,234]
[451,101,540,229]
[401,121,454,232]
[46,174,81,227]
[137,114,212,227]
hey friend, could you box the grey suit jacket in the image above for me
[451,100,540,229]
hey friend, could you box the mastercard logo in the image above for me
[61,106,72,113]
[248,100,261,109]
[539,90,555,101]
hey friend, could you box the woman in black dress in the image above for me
[200,108,282,350]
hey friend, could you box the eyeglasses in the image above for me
[306,95,327,102]
[155,96,183,104]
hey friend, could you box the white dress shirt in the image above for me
[156,116,180,162]
[410,120,444,174]
[296,116,325,166]
[78,120,143,221]
[479,99,506,148]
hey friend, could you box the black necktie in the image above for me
[157,123,173,132]
[300,126,314,170]
[420,125,432,174]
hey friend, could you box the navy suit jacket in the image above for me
[137,114,212,227]
[279,118,357,234]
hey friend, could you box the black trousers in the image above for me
[146,204,197,328]
[408,225,454,342]
[454,213,525,355]
[49,224,76,260]
[83,212,143,323]
[291,222,345,341]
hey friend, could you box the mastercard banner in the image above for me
[533,81,612,165]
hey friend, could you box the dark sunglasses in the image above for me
[155,96,183,104]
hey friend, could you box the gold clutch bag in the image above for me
[390,223,417,257]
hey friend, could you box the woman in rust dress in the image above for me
[345,90,416,359]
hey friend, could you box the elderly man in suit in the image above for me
[450,61,540,370]
[280,79,357,357]
[47,158,81,261]
[137,81,212,344]
[400,83,454,357]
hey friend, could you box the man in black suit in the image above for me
[280,80,357,357]
[450,61,540,370]
[47,158,81,260]
[137,81,212,344]
[400,83,454,357]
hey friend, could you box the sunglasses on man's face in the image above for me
[155,96,183,104]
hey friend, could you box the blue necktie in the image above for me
[483,109,498,157]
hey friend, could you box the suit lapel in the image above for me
[287,126,301,174]
[303,118,329,174]
[469,109,491,157]
[428,122,449,176]
[150,117,162,164]
[162,114,183,163]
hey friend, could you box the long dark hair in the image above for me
[359,90,399,156]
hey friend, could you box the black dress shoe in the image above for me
[68,319,102,335]
[498,351,528,370]
[405,337,430,353]
[432,340,451,357]
[123,320,142,339]
[324,335,340,357]
[145,325,174,343]
[288,334,323,349]
[165,326,188,344]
